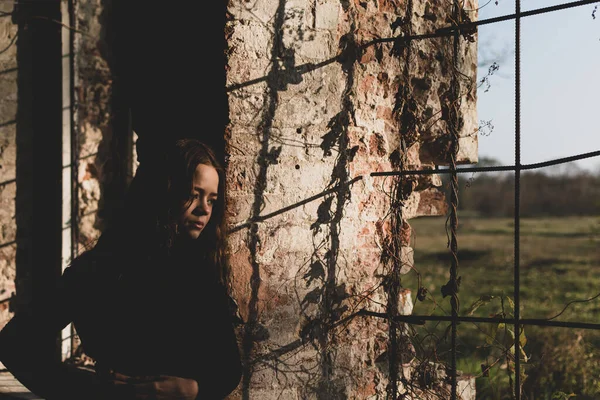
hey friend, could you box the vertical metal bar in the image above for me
[514,0,522,398]
[387,180,402,400]
[69,0,79,262]
[449,1,461,398]
[388,1,413,397]
[60,0,72,362]
[68,0,80,361]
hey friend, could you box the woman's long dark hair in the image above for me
[86,139,229,286]
[163,139,227,275]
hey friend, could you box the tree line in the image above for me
[440,158,600,217]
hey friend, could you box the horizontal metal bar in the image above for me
[437,0,599,34]
[0,120,16,128]
[520,150,600,170]
[0,67,17,76]
[358,1,599,47]
[0,240,16,249]
[228,176,363,233]
[370,150,600,177]
[358,310,600,330]
[0,178,16,188]
[226,0,598,93]
[227,148,599,230]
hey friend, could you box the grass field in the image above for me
[401,215,600,399]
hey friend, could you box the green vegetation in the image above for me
[402,215,600,399]
[452,168,600,218]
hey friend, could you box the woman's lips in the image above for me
[192,222,204,229]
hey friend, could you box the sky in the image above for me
[475,0,600,173]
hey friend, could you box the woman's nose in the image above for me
[193,200,209,216]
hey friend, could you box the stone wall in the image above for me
[224,0,477,398]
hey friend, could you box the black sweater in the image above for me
[0,245,242,399]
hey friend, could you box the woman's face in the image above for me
[178,163,219,240]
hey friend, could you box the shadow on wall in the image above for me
[240,0,287,399]
[235,4,362,397]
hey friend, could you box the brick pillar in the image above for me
[225,0,478,398]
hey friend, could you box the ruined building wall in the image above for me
[224,0,478,398]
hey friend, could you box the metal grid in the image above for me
[370,1,600,398]
[226,1,600,397]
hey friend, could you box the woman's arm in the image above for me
[0,264,109,400]
[0,314,110,399]
[195,287,243,400]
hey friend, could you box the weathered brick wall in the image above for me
[0,2,18,327]
[225,0,477,398]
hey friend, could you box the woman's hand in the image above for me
[108,372,199,400]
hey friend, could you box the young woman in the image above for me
[0,139,242,399]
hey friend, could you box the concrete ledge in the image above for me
[0,372,43,399]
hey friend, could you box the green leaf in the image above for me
[505,295,515,312]
[551,392,576,400]
[520,346,529,362]
[466,295,495,316]
[485,323,499,345]
[519,328,527,347]
[507,328,515,340]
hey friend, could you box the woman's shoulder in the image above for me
[62,247,121,288]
